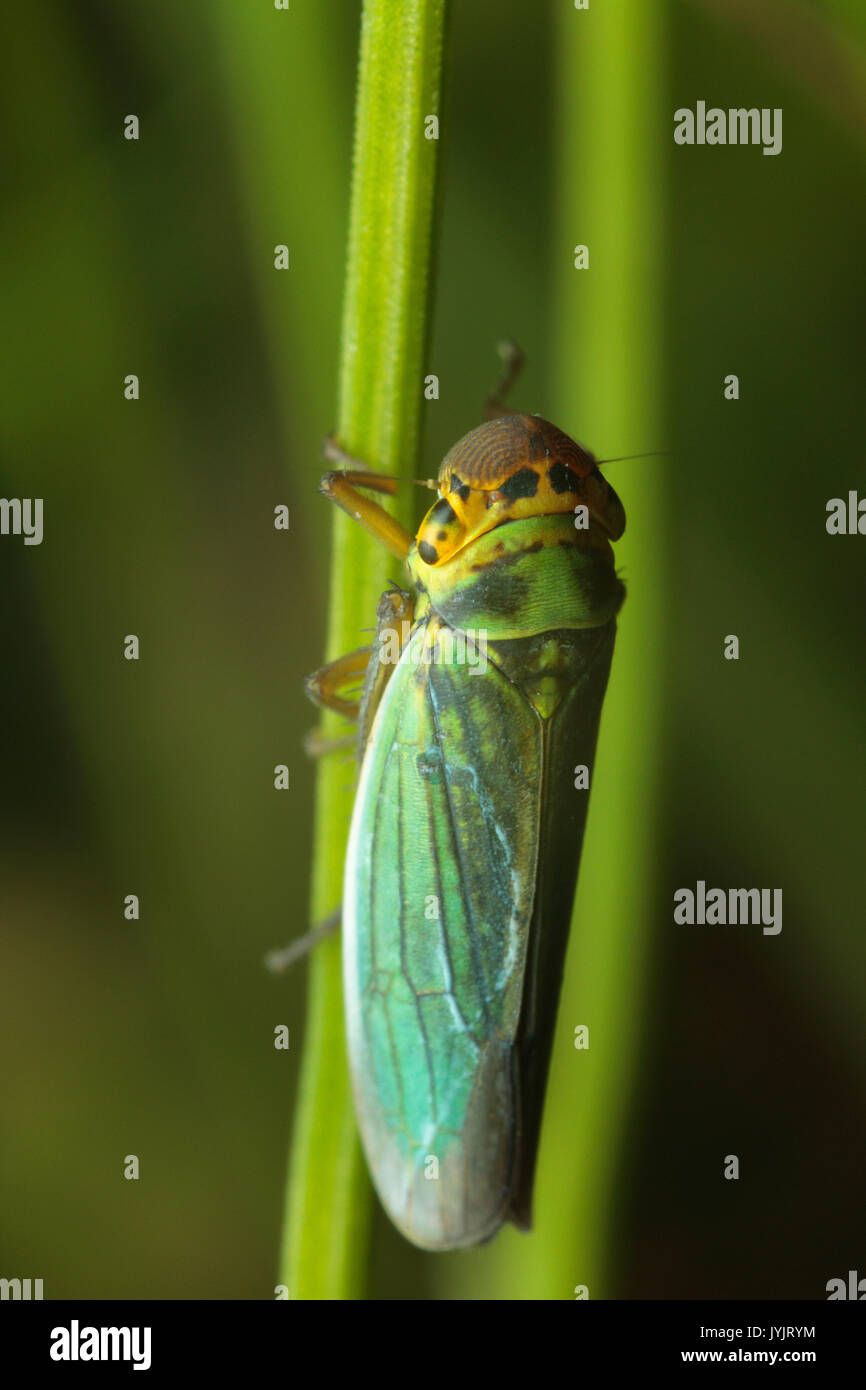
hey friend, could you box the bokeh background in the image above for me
[1,0,864,1299]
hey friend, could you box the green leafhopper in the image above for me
[309,408,625,1250]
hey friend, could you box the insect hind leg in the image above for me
[484,339,525,418]
[264,906,341,974]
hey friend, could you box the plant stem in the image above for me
[281,0,448,1300]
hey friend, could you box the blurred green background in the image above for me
[1,0,864,1299]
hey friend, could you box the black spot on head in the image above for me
[436,530,448,541]
[547,460,582,494]
[418,540,438,565]
[431,498,457,526]
[499,467,539,502]
[450,475,471,502]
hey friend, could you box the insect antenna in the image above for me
[594,449,669,466]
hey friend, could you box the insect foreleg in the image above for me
[320,470,413,560]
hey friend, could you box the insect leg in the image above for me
[303,729,355,759]
[320,469,414,560]
[305,646,370,762]
[304,589,416,758]
[305,645,371,722]
[484,338,525,418]
[264,906,341,974]
[355,587,416,757]
[321,431,379,471]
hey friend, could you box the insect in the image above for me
[305,370,626,1251]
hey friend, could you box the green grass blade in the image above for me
[281,0,448,1300]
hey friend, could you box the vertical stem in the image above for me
[281,0,448,1300]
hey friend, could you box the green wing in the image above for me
[343,618,542,1250]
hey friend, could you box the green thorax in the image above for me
[407,512,625,641]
